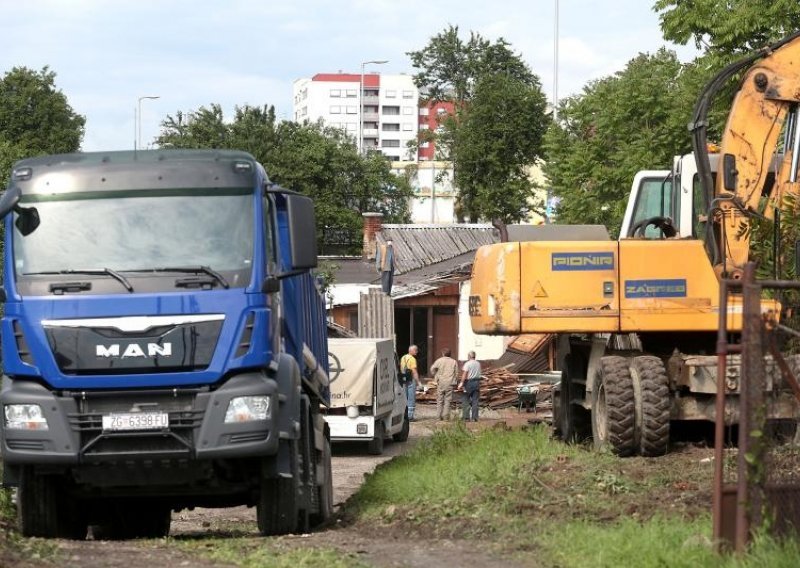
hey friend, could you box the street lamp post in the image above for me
[359,60,388,155]
[137,95,160,150]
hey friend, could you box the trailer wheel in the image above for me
[592,356,635,456]
[367,421,385,455]
[310,436,333,527]
[630,356,670,456]
[393,409,410,442]
[257,440,300,536]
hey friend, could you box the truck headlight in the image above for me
[4,404,49,431]
[224,396,271,423]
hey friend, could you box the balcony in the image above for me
[362,94,379,105]
[362,112,379,122]
[363,128,379,138]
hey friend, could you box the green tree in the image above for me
[654,0,800,56]
[407,24,535,103]
[543,49,692,236]
[408,26,549,222]
[157,104,412,252]
[0,66,85,182]
[454,73,550,222]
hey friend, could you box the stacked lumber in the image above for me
[419,365,549,410]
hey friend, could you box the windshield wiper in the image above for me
[25,268,134,293]
[152,266,230,289]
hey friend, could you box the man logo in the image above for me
[552,252,614,271]
[96,343,173,358]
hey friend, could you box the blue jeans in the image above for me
[462,379,480,421]
[406,381,416,419]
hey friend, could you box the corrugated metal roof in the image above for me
[377,224,497,274]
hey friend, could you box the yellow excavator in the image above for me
[469,31,800,456]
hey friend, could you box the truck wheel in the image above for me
[257,441,300,536]
[393,409,410,442]
[592,356,635,456]
[310,436,333,527]
[367,421,385,455]
[630,356,670,456]
[18,469,59,537]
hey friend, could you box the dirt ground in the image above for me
[7,404,536,568]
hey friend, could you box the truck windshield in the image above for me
[13,188,254,276]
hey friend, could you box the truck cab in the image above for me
[0,150,332,538]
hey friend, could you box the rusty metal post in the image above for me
[713,278,729,550]
[736,262,766,552]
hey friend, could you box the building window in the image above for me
[346,106,357,114]
[437,107,448,115]
[330,89,341,97]
[346,89,357,98]
[381,139,400,148]
[419,107,429,116]
[346,123,356,132]
[385,90,397,98]
[382,106,400,116]
[402,90,414,98]
[402,107,414,115]
[330,106,342,114]
[382,123,400,132]
[403,123,413,131]
[419,124,430,130]
[420,141,430,148]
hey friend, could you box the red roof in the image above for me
[311,73,380,87]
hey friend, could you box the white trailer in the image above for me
[324,338,409,454]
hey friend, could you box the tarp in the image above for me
[328,338,395,415]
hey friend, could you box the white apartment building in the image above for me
[292,72,419,161]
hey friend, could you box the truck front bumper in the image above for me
[324,414,376,441]
[0,372,280,467]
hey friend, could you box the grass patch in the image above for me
[347,423,800,566]
[174,536,369,568]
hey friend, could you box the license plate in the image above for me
[102,412,169,431]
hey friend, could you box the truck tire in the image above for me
[392,409,410,442]
[257,440,300,536]
[630,356,670,456]
[592,356,635,456]
[18,469,87,539]
[367,421,385,455]
[310,436,333,528]
[18,469,59,537]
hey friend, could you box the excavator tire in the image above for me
[630,356,670,457]
[592,356,635,456]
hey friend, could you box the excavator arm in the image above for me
[692,31,800,278]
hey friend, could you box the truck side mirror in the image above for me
[286,194,318,270]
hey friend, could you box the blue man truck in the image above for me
[0,149,333,539]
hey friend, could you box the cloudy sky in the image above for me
[1,0,697,152]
